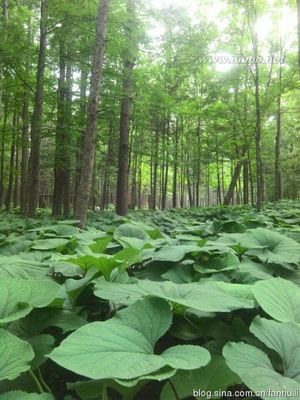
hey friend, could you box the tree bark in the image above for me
[116,0,135,216]
[27,0,47,217]
[52,38,66,216]
[74,0,109,228]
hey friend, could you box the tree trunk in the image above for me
[116,0,136,216]
[52,38,66,216]
[74,66,88,212]
[223,158,244,206]
[27,0,47,217]
[274,61,283,200]
[5,113,16,211]
[74,0,109,228]
[172,119,179,208]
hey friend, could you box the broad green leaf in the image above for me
[0,279,61,323]
[0,329,34,381]
[49,298,210,380]
[0,256,49,279]
[252,278,300,323]
[0,392,53,400]
[31,238,69,251]
[239,228,300,264]
[28,334,55,370]
[161,355,239,400]
[94,278,254,312]
[250,317,300,382]
[223,342,300,399]
[161,345,210,370]
[8,308,87,337]
[114,223,149,241]
[152,245,195,262]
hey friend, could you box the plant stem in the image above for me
[29,370,44,394]
[37,367,54,395]
[168,379,180,400]
[102,385,108,400]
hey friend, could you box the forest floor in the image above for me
[1,201,300,399]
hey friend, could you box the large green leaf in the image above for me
[31,238,69,251]
[0,279,61,323]
[239,228,300,264]
[49,298,210,380]
[252,278,300,323]
[94,279,254,312]
[161,355,240,400]
[0,256,49,279]
[223,342,300,399]
[0,392,53,400]
[250,317,300,382]
[0,329,34,381]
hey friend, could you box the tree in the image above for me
[27,0,48,217]
[74,0,110,228]
[116,0,136,216]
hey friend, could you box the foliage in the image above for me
[0,201,300,399]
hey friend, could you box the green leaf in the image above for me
[250,317,300,382]
[0,279,61,323]
[49,298,210,380]
[28,334,55,370]
[0,392,53,400]
[161,355,239,400]
[8,309,87,337]
[31,238,69,251]
[161,345,210,370]
[94,279,254,312]
[223,342,300,399]
[252,278,300,323]
[239,228,300,264]
[0,329,34,381]
[0,256,49,279]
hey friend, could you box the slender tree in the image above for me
[74,0,109,228]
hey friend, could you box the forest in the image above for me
[1,0,300,399]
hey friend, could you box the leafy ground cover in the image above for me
[1,201,300,399]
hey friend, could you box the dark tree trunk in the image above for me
[243,159,249,204]
[63,62,72,217]
[274,63,282,200]
[27,0,47,217]
[74,66,88,212]
[0,98,8,207]
[5,113,16,211]
[116,0,135,216]
[74,0,109,228]
[223,159,244,206]
[172,119,179,208]
[52,38,66,216]
[20,89,29,215]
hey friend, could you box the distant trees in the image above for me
[0,0,299,221]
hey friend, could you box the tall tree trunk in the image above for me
[74,0,109,228]
[275,60,283,200]
[27,0,47,217]
[151,129,159,209]
[116,0,136,216]
[20,89,29,215]
[223,158,244,206]
[5,113,16,211]
[52,38,66,216]
[247,2,263,212]
[172,119,179,208]
[243,159,249,204]
[0,98,8,207]
[74,66,88,211]
[297,0,300,78]
[63,62,72,217]
[13,144,19,208]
